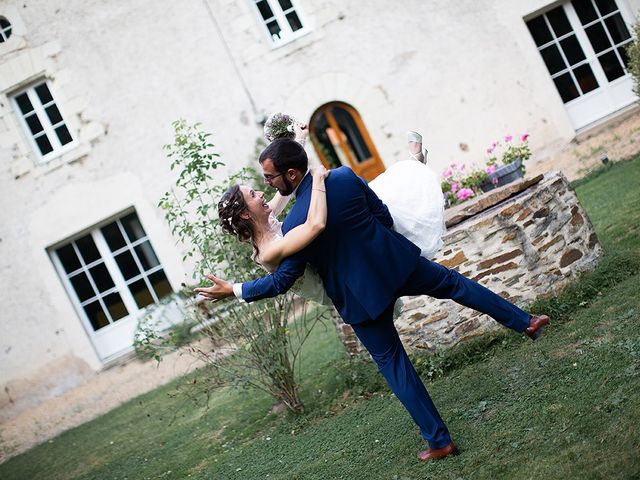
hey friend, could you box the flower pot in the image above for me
[480,157,524,192]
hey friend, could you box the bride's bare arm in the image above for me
[267,192,292,217]
[260,166,328,266]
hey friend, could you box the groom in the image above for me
[196,138,549,461]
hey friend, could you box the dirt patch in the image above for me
[0,347,208,463]
[529,109,640,181]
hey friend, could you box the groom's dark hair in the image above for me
[259,138,308,173]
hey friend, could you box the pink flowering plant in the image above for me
[486,133,531,173]
[440,133,532,207]
[440,162,488,206]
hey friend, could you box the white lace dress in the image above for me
[369,159,445,259]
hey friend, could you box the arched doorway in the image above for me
[309,102,386,181]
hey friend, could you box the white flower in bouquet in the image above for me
[263,112,297,143]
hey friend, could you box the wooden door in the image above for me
[309,102,386,181]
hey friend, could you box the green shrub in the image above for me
[627,19,640,98]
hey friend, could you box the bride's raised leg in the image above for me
[407,131,427,163]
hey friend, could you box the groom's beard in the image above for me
[279,176,294,196]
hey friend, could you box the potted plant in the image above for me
[440,162,488,207]
[480,134,531,192]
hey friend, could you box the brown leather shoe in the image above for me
[417,442,459,462]
[524,314,550,340]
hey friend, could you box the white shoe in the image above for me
[407,131,427,163]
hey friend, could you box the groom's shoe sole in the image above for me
[417,442,459,462]
[525,315,550,340]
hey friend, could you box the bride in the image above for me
[213,117,445,304]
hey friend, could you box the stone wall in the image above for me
[336,171,602,356]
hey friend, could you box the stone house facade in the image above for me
[0,0,638,413]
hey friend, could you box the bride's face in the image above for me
[240,185,272,223]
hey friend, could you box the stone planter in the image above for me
[480,157,523,192]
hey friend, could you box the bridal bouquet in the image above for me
[263,112,297,142]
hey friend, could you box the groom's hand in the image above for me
[194,274,234,301]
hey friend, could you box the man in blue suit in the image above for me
[199,138,549,461]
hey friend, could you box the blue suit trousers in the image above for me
[351,257,531,448]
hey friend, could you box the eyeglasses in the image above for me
[263,172,285,182]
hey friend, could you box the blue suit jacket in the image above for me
[242,166,421,324]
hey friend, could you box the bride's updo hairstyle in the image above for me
[218,185,254,243]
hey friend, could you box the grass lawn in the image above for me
[1,157,639,480]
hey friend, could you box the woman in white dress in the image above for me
[214,120,445,304]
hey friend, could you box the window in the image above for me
[11,80,74,161]
[572,0,632,81]
[310,102,386,182]
[527,6,599,103]
[52,212,173,332]
[0,16,11,42]
[251,0,307,46]
[526,0,633,104]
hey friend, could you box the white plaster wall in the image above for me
[213,0,638,170]
[0,0,259,394]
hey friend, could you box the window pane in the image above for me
[604,14,630,45]
[541,44,566,74]
[547,7,572,37]
[594,0,617,15]
[553,72,580,102]
[57,244,82,274]
[45,104,63,125]
[83,300,110,330]
[103,292,128,321]
[15,93,34,115]
[55,125,73,145]
[586,22,612,53]
[526,16,553,47]
[35,135,54,156]
[115,250,141,280]
[256,0,274,20]
[149,270,172,300]
[267,20,281,39]
[76,234,101,264]
[134,241,160,271]
[0,25,10,42]
[278,0,293,10]
[70,271,96,302]
[572,0,598,25]
[286,11,303,32]
[35,83,54,104]
[25,114,44,135]
[101,222,127,252]
[121,213,146,242]
[560,35,586,65]
[331,106,371,163]
[89,263,115,293]
[598,50,625,81]
[573,64,600,93]
[129,279,154,309]
[312,113,343,169]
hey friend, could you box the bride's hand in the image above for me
[293,122,308,140]
[311,165,329,180]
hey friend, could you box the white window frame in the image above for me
[249,0,309,48]
[10,79,77,164]
[50,210,172,336]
